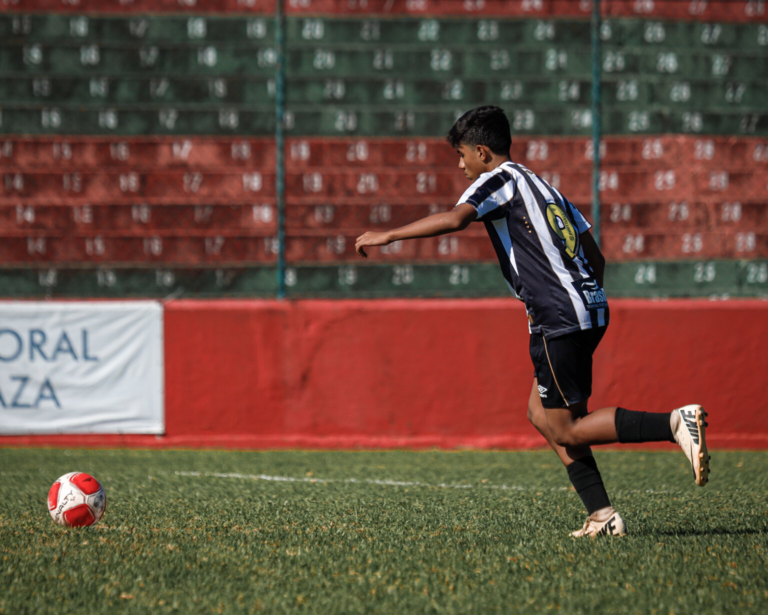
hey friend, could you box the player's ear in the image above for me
[474,144,487,162]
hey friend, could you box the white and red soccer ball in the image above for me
[48,472,106,527]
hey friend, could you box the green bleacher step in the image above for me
[0,261,765,299]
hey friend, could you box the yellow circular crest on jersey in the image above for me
[546,203,578,259]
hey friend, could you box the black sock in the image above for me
[615,407,674,443]
[566,456,611,515]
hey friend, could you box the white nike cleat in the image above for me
[570,507,627,538]
[672,404,710,486]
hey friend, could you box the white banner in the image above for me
[0,301,164,434]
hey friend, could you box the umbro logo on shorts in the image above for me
[538,385,548,398]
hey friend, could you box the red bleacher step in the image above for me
[0,236,278,264]
[0,205,277,234]
[602,230,768,261]
[1,138,276,170]
[0,172,276,204]
[285,234,496,262]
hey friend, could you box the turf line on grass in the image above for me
[176,470,496,489]
[175,470,672,494]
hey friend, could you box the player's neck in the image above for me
[482,154,511,173]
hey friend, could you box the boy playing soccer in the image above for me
[355,106,710,537]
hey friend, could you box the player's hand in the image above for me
[355,231,391,258]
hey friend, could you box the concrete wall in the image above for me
[3,298,766,449]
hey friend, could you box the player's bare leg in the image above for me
[543,403,619,448]
[527,380,626,537]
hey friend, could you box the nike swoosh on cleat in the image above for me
[683,416,700,445]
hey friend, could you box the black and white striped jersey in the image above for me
[457,160,608,339]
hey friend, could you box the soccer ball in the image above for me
[48,472,107,527]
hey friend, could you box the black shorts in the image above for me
[529,327,606,409]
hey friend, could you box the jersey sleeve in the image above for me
[455,171,511,221]
[553,188,592,233]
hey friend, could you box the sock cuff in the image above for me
[615,407,674,443]
[615,407,634,443]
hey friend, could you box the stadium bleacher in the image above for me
[0,1,766,298]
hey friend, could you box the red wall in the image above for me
[3,299,767,449]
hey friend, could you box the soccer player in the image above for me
[355,106,710,537]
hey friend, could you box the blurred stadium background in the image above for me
[1,0,767,451]
[1,0,766,300]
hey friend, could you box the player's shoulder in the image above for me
[459,170,501,206]
[458,163,518,207]
[506,160,538,178]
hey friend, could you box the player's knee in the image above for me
[550,424,578,448]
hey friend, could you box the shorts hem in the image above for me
[540,393,590,410]
[536,323,594,340]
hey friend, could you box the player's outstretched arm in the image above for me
[355,203,477,257]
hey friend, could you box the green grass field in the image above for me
[1,448,767,614]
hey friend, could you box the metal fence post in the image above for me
[591,0,602,246]
[275,0,287,299]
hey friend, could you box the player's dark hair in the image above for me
[446,106,511,156]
